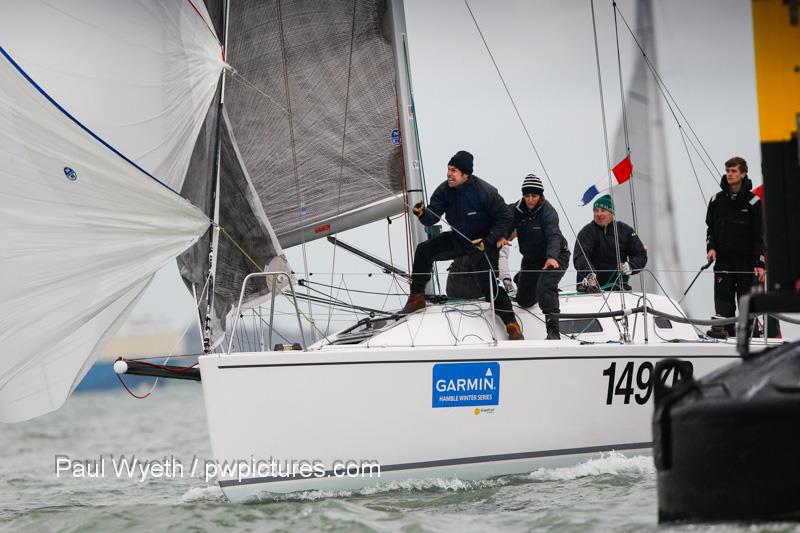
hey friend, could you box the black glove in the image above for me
[412,201,425,217]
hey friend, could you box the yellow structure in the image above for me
[752,0,800,143]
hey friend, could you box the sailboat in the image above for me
[0,0,783,502]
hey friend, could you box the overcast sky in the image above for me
[125,0,795,339]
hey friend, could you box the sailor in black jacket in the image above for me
[400,150,523,340]
[502,175,570,339]
[573,194,647,291]
[705,156,765,337]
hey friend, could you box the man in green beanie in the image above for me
[573,194,647,291]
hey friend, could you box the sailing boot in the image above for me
[706,316,729,340]
[545,314,560,340]
[506,321,524,341]
[399,293,426,315]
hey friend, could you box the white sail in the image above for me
[0,0,224,191]
[0,0,223,422]
[612,0,683,298]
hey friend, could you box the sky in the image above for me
[121,0,797,341]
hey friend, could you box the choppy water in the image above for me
[1,384,796,532]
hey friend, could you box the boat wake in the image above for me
[242,476,512,503]
[180,452,653,504]
[181,484,227,503]
[527,451,654,482]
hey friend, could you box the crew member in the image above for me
[499,174,570,339]
[705,156,764,338]
[400,150,524,340]
[573,194,647,291]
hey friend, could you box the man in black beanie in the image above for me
[400,150,524,340]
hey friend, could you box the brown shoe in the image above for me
[506,322,524,340]
[400,293,426,315]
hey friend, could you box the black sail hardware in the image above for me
[115,359,201,382]
[654,2,800,522]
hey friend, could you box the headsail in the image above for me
[0,0,224,191]
[0,1,224,422]
[180,0,405,343]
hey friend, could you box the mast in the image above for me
[203,0,230,353]
[387,0,428,255]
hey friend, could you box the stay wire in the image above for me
[611,2,638,233]
[219,226,333,344]
[614,3,719,186]
[464,0,626,326]
[462,0,597,282]
[276,0,317,339]
[117,271,213,399]
[590,0,627,335]
[326,0,359,335]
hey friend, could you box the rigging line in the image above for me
[642,269,708,339]
[590,0,627,321]
[591,0,629,340]
[254,313,293,345]
[678,128,710,204]
[291,284,391,316]
[218,225,335,341]
[462,0,597,280]
[118,271,213,399]
[219,226,263,271]
[227,69,289,115]
[685,131,720,185]
[202,0,231,354]
[303,278,407,297]
[399,34,437,292]
[614,3,720,183]
[339,274,363,324]
[611,1,639,233]
[185,0,223,48]
[327,0,359,335]
[612,3,651,341]
[395,93,415,276]
[384,218,402,311]
[301,280,364,310]
[276,0,317,340]
[290,294,389,319]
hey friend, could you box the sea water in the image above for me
[1,383,796,532]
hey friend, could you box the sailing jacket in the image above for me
[573,219,648,286]
[419,175,512,247]
[705,175,765,268]
[511,198,570,265]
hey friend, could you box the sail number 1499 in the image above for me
[602,361,691,405]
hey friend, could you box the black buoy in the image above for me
[653,343,800,523]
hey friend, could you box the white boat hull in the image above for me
[199,341,738,501]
